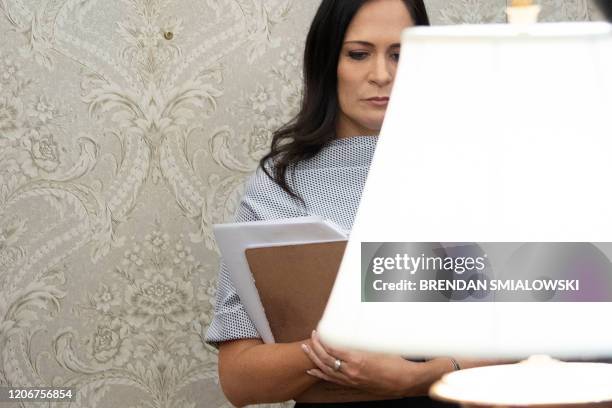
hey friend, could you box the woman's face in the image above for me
[336,0,414,138]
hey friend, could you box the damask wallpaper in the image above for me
[0,1,605,407]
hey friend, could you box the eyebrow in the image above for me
[344,41,401,47]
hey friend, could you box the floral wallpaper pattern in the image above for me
[0,0,604,407]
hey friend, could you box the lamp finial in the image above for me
[507,0,541,24]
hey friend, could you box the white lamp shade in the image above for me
[318,23,612,358]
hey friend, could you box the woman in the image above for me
[206,1,487,406]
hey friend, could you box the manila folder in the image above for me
[245,241,396,403]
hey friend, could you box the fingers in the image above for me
[301,342,328,372]
[306,368,343,385]
[312,330,352,362]
[301,342,354,385]
[310,331,337,368]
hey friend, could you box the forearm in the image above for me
[397,358,454,397]
[398,357,514,398]
[456,357,516,369]
[220,340,319,406]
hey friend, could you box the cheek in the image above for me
[390,66,398,82]
[337,61,362,110]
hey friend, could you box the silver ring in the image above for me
[333,358,342,372]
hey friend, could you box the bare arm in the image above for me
[303,331,515,398]
[454,357,515,370]
[395,357,515,397]
[218,338,319,407]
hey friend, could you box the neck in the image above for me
[336,114,379,139]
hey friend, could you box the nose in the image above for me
[368,54,393,87]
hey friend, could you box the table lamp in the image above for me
[317,3,612,407]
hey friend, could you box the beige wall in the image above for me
[0,1,605,407]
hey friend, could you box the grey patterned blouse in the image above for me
[205,135,377,347]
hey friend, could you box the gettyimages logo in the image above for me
[371,252,487,275]
[361,242,612,302]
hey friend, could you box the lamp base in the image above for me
[430,355,612,407]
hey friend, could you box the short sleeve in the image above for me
[205,261,261,348]
[204,189,262,348]
[204,167,306,348]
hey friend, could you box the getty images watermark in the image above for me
[361,242,612,302]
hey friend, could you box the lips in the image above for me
[365,97,389,107]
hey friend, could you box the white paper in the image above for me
[213,216,347,343]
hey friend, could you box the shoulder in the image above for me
[237,164,305,221]
[296,136,378,171]
[243,163,283,198]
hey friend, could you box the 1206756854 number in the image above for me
[0,387,75,402]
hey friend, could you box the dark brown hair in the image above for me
[596,0,612,21]
[259,0,430,201]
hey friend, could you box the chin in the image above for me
[361,126,383,135]
[360,117,384,133]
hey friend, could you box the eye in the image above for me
[390,52,400,62]
[348,51,369,60]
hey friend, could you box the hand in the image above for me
[301,330,424,397]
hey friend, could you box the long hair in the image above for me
[596,0,612,21]
[259,0,430,201]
